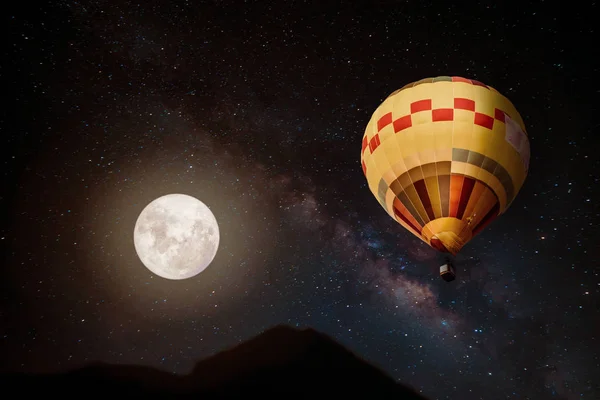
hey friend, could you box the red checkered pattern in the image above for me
[474,112,494,129]
[377,112,393,131]
[362,98,509,157]
[432,108,453,121]
[454,98,475,111]
[368,134,381,152]
[393,115,412,132]
[410,99,432,113]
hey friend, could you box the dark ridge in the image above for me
[0,325,428,399]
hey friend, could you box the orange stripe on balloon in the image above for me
[448,175,464,218]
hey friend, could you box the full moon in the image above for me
[133,194,220,280]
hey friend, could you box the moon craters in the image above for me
[133,194,220,280]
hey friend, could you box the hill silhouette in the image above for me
[0,325,428,399]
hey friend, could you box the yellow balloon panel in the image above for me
[360,76,529,255]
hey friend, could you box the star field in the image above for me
[2,1,599,399]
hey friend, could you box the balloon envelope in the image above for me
[361,76,530,255]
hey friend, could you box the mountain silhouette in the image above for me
[0,325,428,399]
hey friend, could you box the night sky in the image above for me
[2,1,599,399]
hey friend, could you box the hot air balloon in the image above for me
[361,76,530,281]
